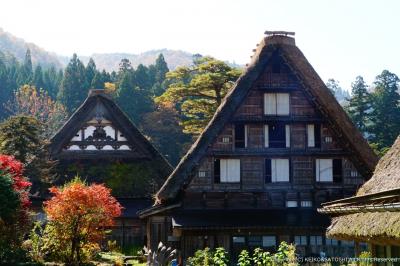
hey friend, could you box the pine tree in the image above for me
[156,56,242,135]
[33,65,45,89]
[0,57,13,119]
[43,66,60,99]
[149,54,170,96]
[154,54,169,84]
[16,49,33,86]
[0,115,55,194]
[368,70,400,152]
[85,58,97,87]
[345,76,370,134]
[91,71,104,89]
[134,64,151,90]
[57,54,89,112]
[116,72,153,124]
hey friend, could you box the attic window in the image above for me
[351,170,359,177]
[222,137,230,143]
[301,200,313,208]
[198,171,206,178]
[264,93,290,116]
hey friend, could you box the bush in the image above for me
[188,242,297,266]
[188,247,214,266]
[238,250,251,266]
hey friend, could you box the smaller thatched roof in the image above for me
[320,136,400,245]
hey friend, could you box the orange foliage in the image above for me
[44,179,122,262]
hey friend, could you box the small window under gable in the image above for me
[264,93,290,116]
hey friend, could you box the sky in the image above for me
[0,0,399,90]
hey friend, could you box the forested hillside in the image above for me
[71,49,195,72]
[0,28,62,68]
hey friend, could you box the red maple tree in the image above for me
[0,154,31,209]
[44,178,122,263]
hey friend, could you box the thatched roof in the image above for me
[50,89,172,174]
[357,136,400,196]
[320,136,400,245]
[155,34,377,203]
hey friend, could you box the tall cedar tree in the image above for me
[0,115,54,194]
[345,76,371,134]
[33,65,45,89]
[115,59,153,124]
[57,54,88,112]
[0,57,13,119]
[16,49,33,86]
[85,58,97,88]
[149,54,170,96]
[368,70,400,152]
[156,56,242,135]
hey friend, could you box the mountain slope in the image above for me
[0,28,63,68]
[75,49,195,71]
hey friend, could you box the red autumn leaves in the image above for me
[0,154,31,209]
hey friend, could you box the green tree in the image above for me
[16,49,33,86]
[326,78,350,104]
[156,56,242,135]
[90,71,105,89]
[33,65,44,89]
[116,72,153,124]
[149,54,170,96]
[57,54,88,112]
[0,115,54,194]
[368,70,400,152]
[85,58,97,87]
[141,103,191,165]
[345,76,371,134]
[0,57,13,119]
[43,66,62,99]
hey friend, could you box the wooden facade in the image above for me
[49,89,173,247]
[140,33,377,261]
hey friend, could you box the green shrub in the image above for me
[188,247,214,266]
[213,247,229,266]
[238,250,251,266]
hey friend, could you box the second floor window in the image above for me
[214,158,241,183]
[235,124,247,148]
[315,158,342,182]
[307,124,321,148]
[265,158,289,182]
[264,93,290,115]
[265,123,290,148]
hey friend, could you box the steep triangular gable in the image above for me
[155,34,378,203]
[50,90,172,172]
